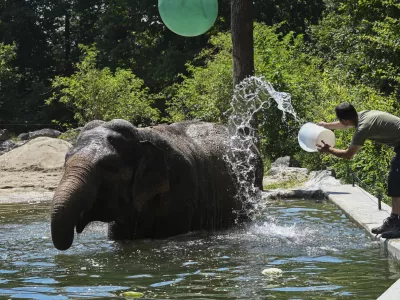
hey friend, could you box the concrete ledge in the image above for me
[378,279,400,300]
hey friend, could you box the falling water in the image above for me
[225,76,298,218]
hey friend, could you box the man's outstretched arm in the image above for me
[317,141,361,160]
[317,121,352,130]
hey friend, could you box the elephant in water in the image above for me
[51,119,263,250]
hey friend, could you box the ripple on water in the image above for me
[0,199,398,299]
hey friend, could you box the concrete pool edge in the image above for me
[321,183,399,300]
[262,169,400,300]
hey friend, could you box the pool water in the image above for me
[0,198,399,299]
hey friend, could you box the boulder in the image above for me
[18,128,62,141]
[271,156,301,168]
[263,167,309,187]
[262,170,341,200]
[0,140,16,155]
[0,137,71,171]
[18,132,30,141]
[0,129,10,142]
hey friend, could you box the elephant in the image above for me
[50,119,263,250]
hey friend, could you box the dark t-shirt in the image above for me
[351,110,400,147]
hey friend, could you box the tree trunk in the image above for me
[231,0,254,88]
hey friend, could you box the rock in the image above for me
[29,128,62,139]
[262,188,326,200]
[18,129,62,141]
[0,129,10,142]
[0,140,16,155]
[18,132,30,141]
[0,140,28,156]
[262,170,341,201]
[271,156,301,168]
[263,167,309,187]
[271,156,290,168]
[0,137,71,171]
[304,170,341,188]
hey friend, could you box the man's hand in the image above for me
[317,121,328,128]
[316,140,331,153]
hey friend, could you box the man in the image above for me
[317,102,400,238]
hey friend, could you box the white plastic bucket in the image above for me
[298,123,336,152]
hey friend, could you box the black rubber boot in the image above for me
[371,214,400,234]
[381,227,400,239]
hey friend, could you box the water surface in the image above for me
[0,198,399,299]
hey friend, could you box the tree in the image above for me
[47,45,159,126]
[231,0,254,87]
[0,43,19,124]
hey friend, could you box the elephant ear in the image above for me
[132,141,170,210]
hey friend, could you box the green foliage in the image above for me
[310,0,400,93]
[58,128,80,144]
[0,42,19,123]
[166,33,233,123]
[46,45,159,126]
[0,42,16,80]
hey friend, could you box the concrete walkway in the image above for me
[321,183,400,300]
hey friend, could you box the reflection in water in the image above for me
[0,199,399,299]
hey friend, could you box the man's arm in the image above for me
[317,141,361,160]
[317,121,351,130]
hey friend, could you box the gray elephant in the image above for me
[51,119,263,250]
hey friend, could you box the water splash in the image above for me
[225,76,298,218]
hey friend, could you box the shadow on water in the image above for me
[1,199,400,299]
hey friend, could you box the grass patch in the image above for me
[263,178,307,190]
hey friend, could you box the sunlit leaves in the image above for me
[47,45,159,126]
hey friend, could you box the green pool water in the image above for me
[0,198,399,299]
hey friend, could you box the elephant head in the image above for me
[51,119,170,250]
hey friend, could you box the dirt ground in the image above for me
[0,137,70,203]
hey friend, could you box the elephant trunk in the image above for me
[51,158,96,250]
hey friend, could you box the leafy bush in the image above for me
[166,33,233,123]
[46,45,160,126]
[0,43,17,81]
[309,0,400,92]
[0,43,19,123]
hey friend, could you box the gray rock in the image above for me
[0,129,10,142]
[263,167,309,187]
[18,129,62,141]
[0,139,28,156]
[262,188,326,200]
[18,132,30,141]
[29,129,62,139]
[271,156,291,168]
[262,170,341,201]
[0,140,16,154]
[271,156,301,168]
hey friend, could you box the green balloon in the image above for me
[158,0,218,37]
